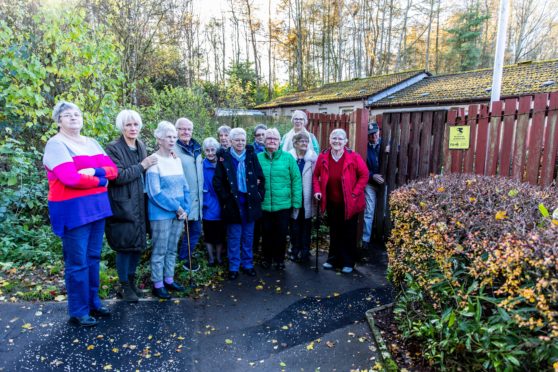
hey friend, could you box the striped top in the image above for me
[145,153,190,221]
[43,133,118,237]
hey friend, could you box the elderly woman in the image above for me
[201,137,225,266]
[312,128,368,274]
[258,128,302,270]
[281,110,319,154]
[288,132,317,263]
[175,118,203,272]
[217,125,231,150]
[146,122,190,299]
[213,128,265,280]
[252,123,267,154]
[43,101,118,327]
[105,110,157,302]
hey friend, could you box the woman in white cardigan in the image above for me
[288,132,318,262]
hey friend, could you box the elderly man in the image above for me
[175,118,203,272]
[362,122,384,248]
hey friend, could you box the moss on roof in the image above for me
[370,60,558,107]
[255,70,426,109]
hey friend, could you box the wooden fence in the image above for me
[444,91,558,187]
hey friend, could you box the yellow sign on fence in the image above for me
[448,126,470,149]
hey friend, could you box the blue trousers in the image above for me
[115,252,141,282]
[179,219,202,261]
[61,219,105,318]
[227,204,255,272]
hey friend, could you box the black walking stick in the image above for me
[314,200,320,273]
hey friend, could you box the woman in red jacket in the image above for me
[312,128,368,273]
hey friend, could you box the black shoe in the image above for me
[164,281,186,292]
[228,271,239,280]
[69,315,98,327]
[240,267,257,277]
[260,260,271,269]
[152,287,171,299]
[118,282,139,303]
[90,306,111,318]
[208,261,216,267]
[288,253,300,262]
[128,275,142,298]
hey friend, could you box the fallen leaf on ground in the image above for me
[103,365,112,370]
[255,285,263,290]
[306,341,314,350]
[281,325,289,330]
[225,339,233,344]
[87,345,94,350]
[22,323,33,330]
[54,295,66,302]
[326,340,335,348]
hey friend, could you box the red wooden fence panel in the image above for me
[499,98,517,177]
[464,105,478,173]
[475,104,490,175]
[526,94,547,184]
[486,101,503,176]
[512,96,532,181]
[398,112,411,185]
[541,92,558,186]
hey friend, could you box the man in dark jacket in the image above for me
[362,121,383,248]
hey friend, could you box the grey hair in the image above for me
[264,128,281,140]
[293,131,310,144]
[202,137,220,151]
[115,109,142,132]
[330,128,348,140]
[217,125,231,135]
[154,121,177,139]
[253,123,267,134]
[175,117,193,128]
[52,101,81,123]
[291,110,308,125]
[229,127,247,140]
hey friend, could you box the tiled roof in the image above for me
[370,60,558,107]
[255,70,426,109]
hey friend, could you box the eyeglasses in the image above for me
[61,112,82,119]
[255,133,265,137]
[296,140,309,144]
[265,138,280,142]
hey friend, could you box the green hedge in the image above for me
[388,174,558,370]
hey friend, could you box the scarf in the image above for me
[230,149,247,193]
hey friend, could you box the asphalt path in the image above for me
[0,250,391,372]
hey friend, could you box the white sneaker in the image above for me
[322,262,333,269]
[341,266,353,274]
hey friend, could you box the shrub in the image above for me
[388,174,558,370]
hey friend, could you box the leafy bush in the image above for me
[388,174,558,370]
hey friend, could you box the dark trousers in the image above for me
[115,252,141,283]
[290,208,312,259]
[261,209,290,264]
[252,219,262,251]
[326,203,358,268]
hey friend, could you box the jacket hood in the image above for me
[288,148,317,162]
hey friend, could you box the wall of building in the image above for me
[262,99,366,117]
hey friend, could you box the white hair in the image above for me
[52,101,81,123]
[291,110,308,125]
[330,128,347,140]
[229,127,247,140]
[115,109,143,132]
[175,117,193,128]
[264,128,281,140]
[154,121,176,139]
[202,137,220,151]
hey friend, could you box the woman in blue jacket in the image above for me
[202,137,224,266]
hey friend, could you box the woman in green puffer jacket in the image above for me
[257,128,302,270]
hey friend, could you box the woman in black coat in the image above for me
[213,128,265,280]
[105,110,157,302]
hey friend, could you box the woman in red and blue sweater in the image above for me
[43,101,118,327]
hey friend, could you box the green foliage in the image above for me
[388,174,558,370]
[0,139,61,264]
[141,85,218,148]
[445,9,490,72]
[0,8,124,147]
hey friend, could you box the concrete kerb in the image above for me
[365,303,398,371]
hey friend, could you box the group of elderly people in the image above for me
[43,102,370,327]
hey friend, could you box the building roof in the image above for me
[255,70,427,109]
[370,60,558,107]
